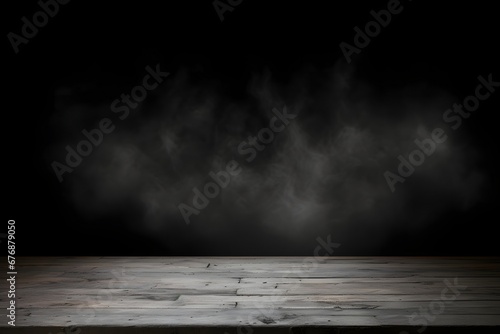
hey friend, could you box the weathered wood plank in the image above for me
[11,308,500,326]
[2,257,500,330]
[12,291,500,302]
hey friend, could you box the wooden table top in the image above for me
[2,257,500,333]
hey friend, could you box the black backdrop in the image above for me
[4,0,499,255]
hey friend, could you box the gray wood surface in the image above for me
[2,257,500,333]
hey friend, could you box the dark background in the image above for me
[4,0,499,255]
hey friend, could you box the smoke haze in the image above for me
[47,62,486,254]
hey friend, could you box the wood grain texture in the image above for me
[1,257,500,333]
